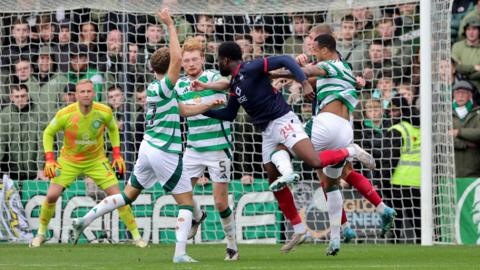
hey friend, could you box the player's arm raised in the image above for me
[158,8,181,86]
[105,112,125,175]
[203,94,241,122]
[42,114,63,178]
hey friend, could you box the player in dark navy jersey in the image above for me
[191,41,375,252]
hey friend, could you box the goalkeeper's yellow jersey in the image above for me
[43,102,120,163]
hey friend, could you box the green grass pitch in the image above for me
[1,244,479,270]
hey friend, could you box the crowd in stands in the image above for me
[0,1,479,243]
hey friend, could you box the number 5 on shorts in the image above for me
[219,160,226,173]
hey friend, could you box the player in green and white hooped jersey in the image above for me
[71,9,223,264]
[175,37,238,261]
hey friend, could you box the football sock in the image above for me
[82,193,126,227]
[192,198,203,221]
[318,149,349,168]
[321,181,348,225]
[345,171,382,207]
[219,207,237,251]
[271,150,294,176]
[271,184,302,227]
[175,206,193,257]
[38,201,56,235]
[326,187,343,240]
[292,222,306,234]
[118,205,141,240]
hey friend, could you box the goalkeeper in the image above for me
[30,79,146,248]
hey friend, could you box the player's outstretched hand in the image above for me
[190,80,208,91]
[301,80,315,102]
[44,152,61,179]
[296,54,309,66]
[355,76,366,89]
[157,8,173,26]
[111,147,126,176]
[209,98,225,108]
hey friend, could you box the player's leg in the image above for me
[183,149,208,239]
[31,158,78,247]
[208,152,238,260]
[341,162,397,236]
[320,166,344,256]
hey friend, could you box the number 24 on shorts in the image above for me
[280,123,294,139]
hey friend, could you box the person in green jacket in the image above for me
[0,84,48,185]
[67,44,106,102]
[449,80,480,178]
[452,16,480,91]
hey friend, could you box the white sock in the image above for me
[346,146,355,157]
[82,193,126,227]
[376,202,386,215]
[271,150,293,176]
[192,198,203,221]
[293,222,306,234]
[220,209,237,251]
[327,189,343,240]
[174,208,193,257]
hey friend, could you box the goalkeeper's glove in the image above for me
[44,152,61,179]
[111,146,126,176]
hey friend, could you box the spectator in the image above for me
[374,18,413,77]
[56,19,73,73]
[3,58,40,109]
[353,98,394,190]
[36,14,57,48]
[102,29,125,88]
[394,3,420,45]
[78,21,106,69]
[452,16,480,91]
[452,0,476,41]
[0,84,48,185]
[133,86,146,156]
[439,58,465,87]
[249,18,275,57]
[125,43,146,97]
[67,44,105,102]
[371,74,397,109]
[352,7,376,40]
[61,83,76,106]
[450,80,480,178]
[336,14,366,73]
[363,40,401,85]
[106,85,135,176]
[234,34,254,61]
[1,17,38,71]
[387,96,421,243]
[36,46,69,118]
[138,16,167,82]
[282,14,313,55]
[458,0,480,39]
[397,80,418,110]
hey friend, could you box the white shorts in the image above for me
[310,112,353,152]
[183,148,231,183]
[262,111,309,164]
[129,140,192,194]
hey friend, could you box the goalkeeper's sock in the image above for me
[326,187,343,240]
[321,181,348,225]
[271,150,294,176]
[219,207,237,251]
[345,170,382,207]
[38,201,56,235]
[192,198,203,221]
[118,205,141,240]
[318,149,349,168]
[271,185,302,227]
[82,193,127,227]
[175,206,193,257]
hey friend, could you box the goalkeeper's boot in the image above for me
[326,238,340,256]
[224,248,239,261]
[342,225,357,243]
[269,173,300,192]
[173,254,199,263]
[350,143,376,170]
[381,206,397,237]
[188,211,207,239]
[133,238,148,248]
[280,230,309,253]
[71,218,87,245]
[29,234,45,248]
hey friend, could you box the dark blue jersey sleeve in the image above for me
[202,95,241,121]
[245,56,307,83]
